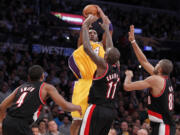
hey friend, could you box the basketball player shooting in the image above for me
[123,25,176,135]
[69,5,113,135]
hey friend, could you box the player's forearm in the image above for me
[82,25,93,55]
[105,27,113,49]
[102,24,113,49]
[62,102,78,112]
[131,41,149,65]
[123,76,133,91]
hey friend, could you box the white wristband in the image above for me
[131,40,136,44]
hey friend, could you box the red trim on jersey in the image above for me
[163,76,169,79]
[147,110,162,119]
[37,105,42,117]
[93,64,108,80]
[165,124,170,135]
[84,105,96,135]
[39,83,46,104]
[151,78,166,98]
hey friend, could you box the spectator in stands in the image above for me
[120,121,130,135]
[176,122,180,135]
[132,125,140,135]
[108,128,117,135]
[137,129,148,135]
[32,124,40,135]
[47,120,60,135]
[59,116,71,135]
[39,119,48,135]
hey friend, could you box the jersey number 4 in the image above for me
[106,78,120,99]
[16,92,28,107]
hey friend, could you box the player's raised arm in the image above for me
[99,16,113,50]
[82,15,106,69]
[96,6,113,50]
[44,83,82,115]
[128,25,154,75]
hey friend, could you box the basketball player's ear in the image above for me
[41,73,45,81]
[158,67,163,74]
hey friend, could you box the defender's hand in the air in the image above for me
[83,15,98,28]
[128,25,135,42]
[125,70,134,78]
[99,16,110,31]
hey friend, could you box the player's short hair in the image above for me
[107,47,120,65]
[159,59,173,75]
[28,65,44,81]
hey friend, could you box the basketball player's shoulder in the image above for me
[145,75,162,84]
[42,83,54,91]
[145,75,158,82]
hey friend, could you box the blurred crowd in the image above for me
[0,0,180,48]
[0,0,180,135]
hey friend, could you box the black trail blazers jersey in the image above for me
[88,64,120,108]
[7,81,46,124]
[147,76,175,126]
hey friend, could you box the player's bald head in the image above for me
[105,47,120,65]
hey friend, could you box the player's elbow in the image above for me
[123,84,132,91]
[61,104,69,112]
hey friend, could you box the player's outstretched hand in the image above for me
[83,15,98,28]
[99,16,110,31]
[128,25,135,42]
[125,70,133,78]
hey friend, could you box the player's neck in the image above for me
[159,73,168,78]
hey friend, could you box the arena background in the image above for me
[0,0,180,134]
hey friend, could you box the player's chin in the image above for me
[90,38,96,42]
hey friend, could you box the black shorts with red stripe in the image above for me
[79,104,116,135]
[150,121,175,135]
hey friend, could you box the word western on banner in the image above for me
[32,44,74,56]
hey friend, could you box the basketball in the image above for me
[83,5,99,18]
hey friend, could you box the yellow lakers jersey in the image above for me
[68,41,105,79]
